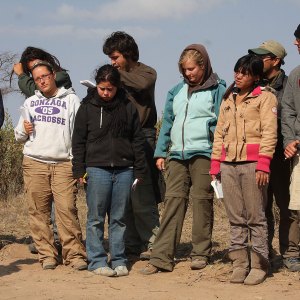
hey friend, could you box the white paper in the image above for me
[20,106,34,142]
[211,179,223,199]
[80,80,96,88]
[131,178,139,191]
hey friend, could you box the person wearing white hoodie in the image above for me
[14,61,87,271]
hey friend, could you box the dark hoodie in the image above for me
[72,88,146,179]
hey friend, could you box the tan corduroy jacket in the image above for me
[210,86,277,174]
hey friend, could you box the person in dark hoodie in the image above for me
[72,64,146,277]
[140,44,226,275]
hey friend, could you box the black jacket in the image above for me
[72,88,146,179]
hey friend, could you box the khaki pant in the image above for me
[150,156,214,271]
[221,162,269,259]
[23,156,86,265]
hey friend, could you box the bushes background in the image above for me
[0,111,23,200]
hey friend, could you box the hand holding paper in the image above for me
[211,179,223,199]
[132,178,139,191]
[20,106,34,141]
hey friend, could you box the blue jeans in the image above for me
[86,167,133,270]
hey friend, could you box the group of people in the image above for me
[7,24,300,285]
[12,32,161,276]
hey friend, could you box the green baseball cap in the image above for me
[248,40,287,64]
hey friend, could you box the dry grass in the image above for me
[0,188,230,255]
[0,188,279,260]
[0,188,287,283]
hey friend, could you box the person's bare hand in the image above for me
[284,140,300,159]
[13,63,24,76]
[256,171,269,186]
[156,158,165,171]
[23,120,33,135]
[77,178,86,185]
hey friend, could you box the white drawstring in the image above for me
[100,107,103,128]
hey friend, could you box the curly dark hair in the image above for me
[103,31,139,62]
[19,46,65,75]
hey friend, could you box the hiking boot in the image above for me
[71,259,87,271]
[190,258,208,270]
[42,259,57,270]
[244,250,268,285]
[115,265,129,276]
[228,249,249,284]
[140,249,152,261]
[28,243,38,254]
[93,266,116,277]
[140,263,159,275]
[283,257,300,272]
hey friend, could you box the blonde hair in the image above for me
[178,49,204,74]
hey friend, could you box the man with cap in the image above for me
[280,25,300,272]
[249,39,300,272]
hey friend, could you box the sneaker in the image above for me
[115,265,129,276]
[140,263,159,275]
[190,258,208,270]
[283,257,300,272]
[93,266,116,277]
[28,243,38,254]
[140,249,152,261]
[71,259,87,271]
[42,259,57,270]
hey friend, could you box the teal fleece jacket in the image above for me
[155,78,226,160]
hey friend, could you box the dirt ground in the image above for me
[0,192,299,300]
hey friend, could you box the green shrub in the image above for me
[0,111,23,200]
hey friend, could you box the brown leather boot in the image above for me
[228,248,249,283]
[244,250,269,285]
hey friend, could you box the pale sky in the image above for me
[1,0,300,124]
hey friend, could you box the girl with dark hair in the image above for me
[210,54,278,285]
[72,64,146,277]
[13,46,72,97]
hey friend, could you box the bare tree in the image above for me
[0,51,19,96]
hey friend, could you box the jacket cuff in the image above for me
[72,167,86,179]
[256,155,271,173]
[134,169,146,180]
[210,159,221,175]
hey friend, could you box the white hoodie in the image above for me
[15,87,81,163]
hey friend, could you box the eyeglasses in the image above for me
[34,73,52,83]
